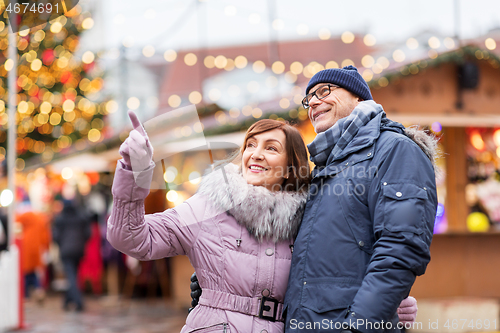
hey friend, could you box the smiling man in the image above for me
[283,66,439,333]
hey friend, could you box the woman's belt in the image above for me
[198,289,284,322]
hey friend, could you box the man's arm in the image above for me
[344,138,437,333]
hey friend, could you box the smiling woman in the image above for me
[239,119,311,193]
[108,115,312,332]
[240,120,310,192]
[242,128,289,191]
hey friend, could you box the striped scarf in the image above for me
[307,100,385,167]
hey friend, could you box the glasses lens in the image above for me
[317,86,331,99]
[302,95,310,108]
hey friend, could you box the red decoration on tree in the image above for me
[60,71,73,84]
[63,91,76,101]
[83,62,95,73]
[42,49,55,65]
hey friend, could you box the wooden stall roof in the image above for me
[369,45,500,126]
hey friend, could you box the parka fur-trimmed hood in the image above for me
[404,126,441,170]
[197,163,307,242]
[380,114,440,171]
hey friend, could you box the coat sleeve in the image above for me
[344,137,437,333]
[106,161,206,260]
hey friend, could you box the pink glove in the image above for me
[397,296,418,324]
[118,111,154,172]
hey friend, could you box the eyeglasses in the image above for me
[301,84,340,109]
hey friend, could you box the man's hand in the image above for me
[118,111,154,171]
[397,296,418,324]
[188,272,202,313]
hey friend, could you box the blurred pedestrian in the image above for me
[52,199,91,312]
[78,213,103,295]
[16,202,51,303]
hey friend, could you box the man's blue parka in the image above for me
[283,111,438,333]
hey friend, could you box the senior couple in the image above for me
[108,66,438,333]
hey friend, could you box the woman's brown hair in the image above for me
[240,119,311,193]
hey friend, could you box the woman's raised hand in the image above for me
[119,111,154,171]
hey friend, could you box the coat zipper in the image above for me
[223,323,228,333]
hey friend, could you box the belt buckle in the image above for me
[258,296,279,322]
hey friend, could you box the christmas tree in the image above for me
[0,2,108,167]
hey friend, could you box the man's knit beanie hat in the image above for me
[306,65,373,101]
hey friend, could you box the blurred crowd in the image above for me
[0,184,139,312]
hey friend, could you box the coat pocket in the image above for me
[188,323,229,333]
[301,277,361,313]
[381,183,428,235]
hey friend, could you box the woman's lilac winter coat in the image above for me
[107,162,307,333]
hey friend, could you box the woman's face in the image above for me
[242,128,288,191]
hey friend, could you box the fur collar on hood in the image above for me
[197,163,307,242]
[404,126,440,170]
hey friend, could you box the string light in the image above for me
[485,38,497,50]
[444,37,455,49]
[82,18,94,30]
[106,100,119,113]
[143,45,155,57]
[428,36,440,49]
[361,55,375,68]
[224,59,235,71]
[470,131,485,151]
[164,49,177,62]
[189,91,202,104]
[50,22,63,34]
[493,129,500,146]
[184,53,197,66]
[341,31,355,44]
[318,28,331,40]
[325,61,339,69]
[252,108,262,118]
[341,59,354,67]
[279,98,290,109]
[290,61,303,75]
[82,51,95,64]
[127,97,140,110]
[252,61,266,73]
[392,50,406,62]
[406,38,419,50]
[272,61,285,74]
[363,34,376,46]
[204,55,215,68]
[168,95,181,107]
[214,55,228,69]
[235,55,248,69]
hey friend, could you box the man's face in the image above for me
[307,83,361,133]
